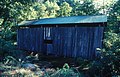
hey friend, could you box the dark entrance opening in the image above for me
[44,40,53,44]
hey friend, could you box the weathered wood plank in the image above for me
[17,26,104,59]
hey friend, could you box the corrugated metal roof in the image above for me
[18,15,107,26]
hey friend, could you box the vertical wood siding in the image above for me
[17,28,44,52]
[17,26,104,59]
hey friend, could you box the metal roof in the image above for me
[18,15,107,26]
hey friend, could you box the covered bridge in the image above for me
[17,15,107,59]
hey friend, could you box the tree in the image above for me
[0,0,34,26]
[0,0,37,58]
[58,2,72,17]
[71,0,99,15]
[103,0,120,51]
[45,0,60,17]
[33,3,47,19]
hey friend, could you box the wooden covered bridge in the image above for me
[17,15,107,59]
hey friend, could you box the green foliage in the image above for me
[104,32,120,50]
[100,1,120,76]
[71,0,100,15]
[58,2,72,17]
[109,0,120,21]
[45,0,60,17]
[49,63,81,77]
[89,51,120,76]
[0,38,16,57]
[63,63,70,69]
[1,52,39,68]
[3,56,19,66]
[102,2,120,74]
[33,3,47,19]
[76,55,120,77]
